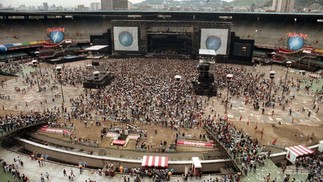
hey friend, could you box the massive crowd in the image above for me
[0,57,322,182]
[4,57,320,124]
[2,58,320,135]
[69,58,204,128]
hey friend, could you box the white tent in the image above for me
[285,145,314,164]
[319,141,323,153]
[192,157,202,168]
[192,157,202,177]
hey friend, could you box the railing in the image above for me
[39,44,72,59]
[18,138,230,165]
[203,125,243,175]
[0,117,56,140]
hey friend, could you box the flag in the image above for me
[272,139,277,145]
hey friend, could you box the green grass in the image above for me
[0,169,15,182]
[310,78,323,92]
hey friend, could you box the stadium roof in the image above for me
[0,10,322,25]
[0,10,321,15]
[0,10,322,18]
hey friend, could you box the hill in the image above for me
[226,0,271,7]
[227,0,322,9]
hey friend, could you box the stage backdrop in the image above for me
[200,29,229,55]
[113,27,139,51]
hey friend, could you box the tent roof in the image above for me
[286,145,314,157]
[85,45,108,51]
[142,156,168,168]
[192,157,202,168]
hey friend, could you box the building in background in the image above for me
[29,6,36,11]
[18,5,27,11]
[49,4,57,11]
[43,2,49,11]
[57,6,63,11]
[101,0,128,10]
[113,0,128,10]
[77,4,85,11]
[272,0,294,12]
[101,0,113,10]
[91,2,101,11]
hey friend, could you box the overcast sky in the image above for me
[1,0,145,7]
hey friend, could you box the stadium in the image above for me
[0,10,322,182]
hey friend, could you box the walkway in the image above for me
[242,159,307,182]
[0,147,223,182]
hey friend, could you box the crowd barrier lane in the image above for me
[19,138,141,163]
[19,138,232,166]
[203,125,321,166]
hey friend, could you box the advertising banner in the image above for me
[177,140,214,148]
[39,127,69,134]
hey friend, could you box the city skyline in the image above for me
[0,0,145,8]
[0,0,239,8]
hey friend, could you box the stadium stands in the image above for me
[0,12,322,50]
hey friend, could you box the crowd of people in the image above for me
[69,58,205,129]
[0,57,322,182]
[71,136,100,147]
[0,60,23,75]
[296,154,323,182]
[120,166,174,182]
[204,116,266,176]
[4,57,319,127]
[58,58,208,149]
[0,111,58,135]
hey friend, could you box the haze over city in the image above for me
[0,0,321,13]
[1,0,235,8]
[1,0,142,7]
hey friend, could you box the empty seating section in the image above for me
[0,18,108,44]
[0,17,322,49]
[232,20,323,48]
